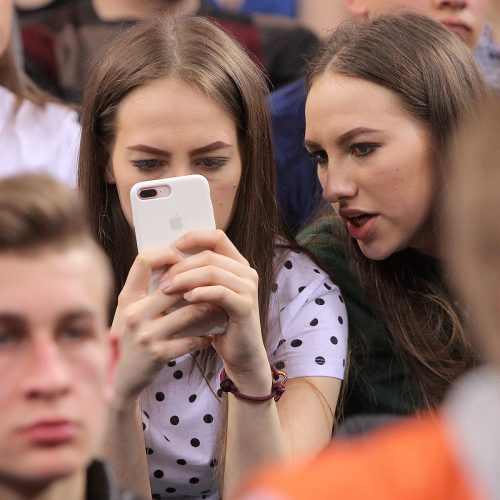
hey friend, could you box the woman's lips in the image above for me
[19,421,78,445]
[345,214,379,241]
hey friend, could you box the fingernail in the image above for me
[160,279,171,290]
[183,291,192,300]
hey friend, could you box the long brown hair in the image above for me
[307,13,487,408]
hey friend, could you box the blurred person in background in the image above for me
[0,0,79,183]
[15,0,318,103]
[207,0,297,17]
[475,0,500,90]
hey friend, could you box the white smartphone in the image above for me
[130,174,227,337]
[131,174,216,253]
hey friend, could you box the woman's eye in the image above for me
[350,143,379,157]
[131,159,165,172]
[196,158,228,170]
[306,150,328,167]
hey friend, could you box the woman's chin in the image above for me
[357,241,394,261]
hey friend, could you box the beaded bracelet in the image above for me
[219,366,288,402]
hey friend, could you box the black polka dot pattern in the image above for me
[152,494,161,499]
[339,295,344,303]
[143,250,348,497]
[315,356,326,365]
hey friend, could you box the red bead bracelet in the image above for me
[219,365,288,402]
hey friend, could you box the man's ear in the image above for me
[104,162,116,184]
[345,0,370,18]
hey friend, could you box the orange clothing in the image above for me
[238,414,484,500]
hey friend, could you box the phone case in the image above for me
[130,175,227,337]
[130,174,216,253]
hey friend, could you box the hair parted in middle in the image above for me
[78,14,281,328]
[306,12,487,408]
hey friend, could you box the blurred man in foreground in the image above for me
[0,174,139,499]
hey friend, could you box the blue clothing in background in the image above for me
[267,77,322,233]
[475,24,500,92]
[208,0,296,17]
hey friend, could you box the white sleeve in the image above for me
[265,250,348,380]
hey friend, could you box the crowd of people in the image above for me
[0,1,499,499]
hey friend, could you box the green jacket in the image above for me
[299,218,423,418]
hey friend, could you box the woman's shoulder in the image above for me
[267,247,348,380]
[273,246,340,302]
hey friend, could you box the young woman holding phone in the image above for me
[78,15,347,499]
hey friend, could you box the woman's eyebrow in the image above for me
[189,141,232,156]
[127,145,171,156]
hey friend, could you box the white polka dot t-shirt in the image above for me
[141,249,348,499]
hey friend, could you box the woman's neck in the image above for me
[92,0,201,21]
[0,469,86,500]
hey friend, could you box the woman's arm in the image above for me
[104,248,217,497]
[165,233,347,497]
[223,375,341,496]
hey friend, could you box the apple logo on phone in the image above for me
[169,213,183,231]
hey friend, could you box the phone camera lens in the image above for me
[139,188,157,199]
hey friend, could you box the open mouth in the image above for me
[349,214,372,227]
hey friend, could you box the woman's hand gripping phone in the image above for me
[131,175,228,338]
